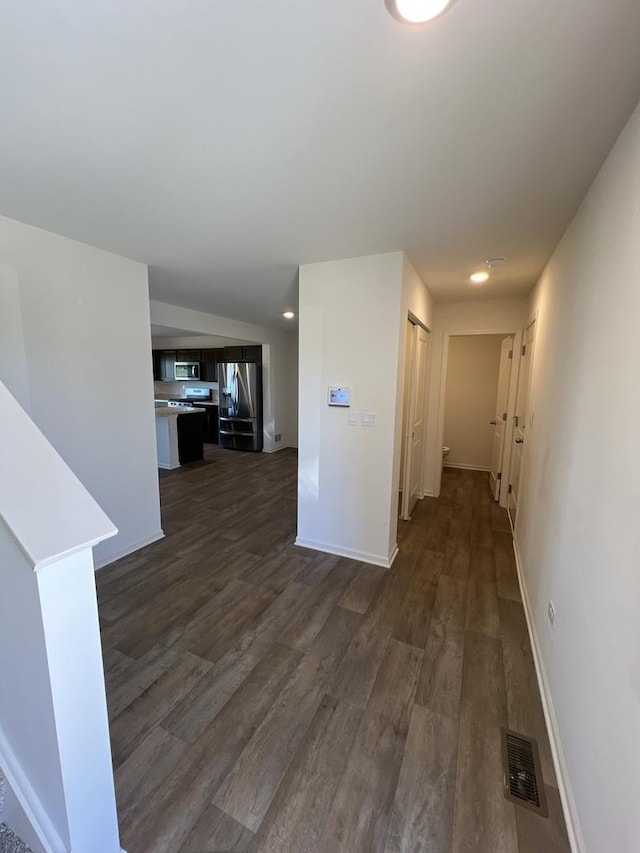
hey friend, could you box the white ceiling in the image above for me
[2,0,640,329]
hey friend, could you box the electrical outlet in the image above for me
[548,600,555,626]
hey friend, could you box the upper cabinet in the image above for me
[152,345,262,382]
[223,345,262,363]
[153,350,176,381]
[201,348,225,382]
[175,349,201,363]
[152,350,163,381]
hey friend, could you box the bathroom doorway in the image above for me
[438,329,521,508]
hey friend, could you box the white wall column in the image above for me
[297,252,433,567]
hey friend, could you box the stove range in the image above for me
[170,387,212,407]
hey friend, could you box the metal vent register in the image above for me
[501,729,548,816]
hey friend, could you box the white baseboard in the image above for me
[512,538,585,853]
[294,537,395,569]
[94,530,165,571]
[0,727,67,853]
[423,489,436,497]
[443,462,491,472]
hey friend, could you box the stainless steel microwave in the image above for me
[174,361,200,380]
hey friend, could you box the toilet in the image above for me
[442,445,451,461]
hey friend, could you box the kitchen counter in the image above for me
[155,407,206,469]
[154,405,205,417]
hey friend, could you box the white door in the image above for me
[402,324,429,520]
[507,321,535,528]
[488,336,514,501]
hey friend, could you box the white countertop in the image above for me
[154,406,206,417]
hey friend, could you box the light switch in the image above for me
[347,411,359,426]
[361,411,377,427]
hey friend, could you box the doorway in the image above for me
[400,319,430,521]
[437,329,521,508]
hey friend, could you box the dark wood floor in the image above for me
[97,447,570,853]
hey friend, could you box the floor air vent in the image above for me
[502,728,548,816]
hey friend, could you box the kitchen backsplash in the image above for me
[154,380,219,404]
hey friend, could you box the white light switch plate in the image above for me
[347,411,359,426]
[361,411,377,427]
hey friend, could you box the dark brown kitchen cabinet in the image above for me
[159,350,176,381]
[223,345,262,363]
[152,350,163,381]
[201,348,225,382]
[242,345,262,363]
[176,412,205,464]
[200,404,219,444]
[223,346,243,362]
[175,349,201,363]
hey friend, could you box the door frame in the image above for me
[489,334,516,502]
[510,313,538,534]
[435,327,522,507]
[400,313,431,521]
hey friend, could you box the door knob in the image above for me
[490,420,497,425]
[515,438,524,444]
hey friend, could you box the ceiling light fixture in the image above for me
[470,271,489,284]
[385,0,454,24]
[283,311,295,319]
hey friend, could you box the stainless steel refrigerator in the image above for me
[217,361,263,451]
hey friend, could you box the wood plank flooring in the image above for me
[97,448,570,853]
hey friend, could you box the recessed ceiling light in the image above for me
[486,257,507,268]
[283,311,295,319]
[470,271,489,284]
[385,0,454,24]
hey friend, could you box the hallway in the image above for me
[97,448,569,852]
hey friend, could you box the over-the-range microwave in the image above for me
[174,361,200,380]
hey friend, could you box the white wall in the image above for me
[443,334,503,470]
[298,252,433,567]
[0,215,162,567]
[515,100,640,853]
[0,265,30,412]
[424,297,528,496]
[287,330,299,448]
[150,302,298,451]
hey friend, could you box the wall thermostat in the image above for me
[328,387,351,407]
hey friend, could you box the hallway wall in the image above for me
[517,98,640,852]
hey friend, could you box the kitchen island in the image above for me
[155,406,206,469]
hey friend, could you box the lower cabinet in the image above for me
[177,413,205,464]
[202,405,219,444]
